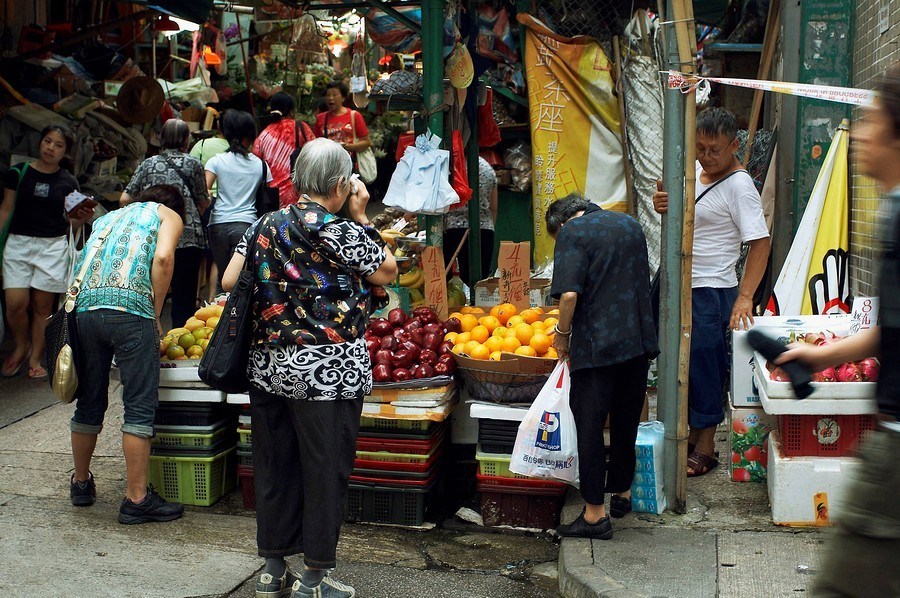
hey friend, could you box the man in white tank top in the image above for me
[653,108,770,476]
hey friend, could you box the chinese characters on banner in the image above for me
[517,14,628,269]
[422,246,449,321]
[498,241,531,311]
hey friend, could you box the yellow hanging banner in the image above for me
[517,14,627,269]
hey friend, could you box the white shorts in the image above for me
[3,233,70,293]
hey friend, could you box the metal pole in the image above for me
[659,0,686,514]
[466,88,482,295]
[421,0,443,247]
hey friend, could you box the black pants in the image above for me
[443,228,494,286]
[208,222,252,294]
[569,355,650,505]
[171,246,204,330]
[250,387,363,569]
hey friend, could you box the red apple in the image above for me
[372,364,392,383]
[365,338,380,355]
[374,350,393,366]
[392,328,411,343]
[423,322,442,336]
[438,341,454,356]
[387,308,408,328]
[380,336,399,352]
[368,318,392,337]
[408,329,425,347]
[414,364,435,379]
[443,317,462,333]
[401,340,421,360]
[392,349,414,368]
[419,349,438,365]
[392,368,412,382]
[422,332,442,352]
[403,320,423,332]
[434,362,452,376]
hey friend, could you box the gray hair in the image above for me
[546,193,593,236]
[292,138,353,197]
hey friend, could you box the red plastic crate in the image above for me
[476,478,566,529]
[777,414,876,457]
[475,472,567,490]
[237,465,255,510]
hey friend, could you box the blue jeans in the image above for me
[689,287,738,430]
[70,310,159,438]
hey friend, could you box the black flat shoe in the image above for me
[556,511,613,540]
[610,495,632,518]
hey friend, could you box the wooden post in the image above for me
[613,36,636,217]
[743,0,780,168]
[671,0,698,514]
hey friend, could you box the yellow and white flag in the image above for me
[518,14,627,269]
[765,121,850,316]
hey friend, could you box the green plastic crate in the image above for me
[475,447,530,479]
[148,447,236,506]
[152,425,229,450]
[237,427,252,445]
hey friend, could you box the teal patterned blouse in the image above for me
[74,202,161,320]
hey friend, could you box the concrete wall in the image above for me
[851,0,900,296]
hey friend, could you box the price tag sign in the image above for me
[422,246,448,321]
[849,296,878,335]
[497,241,530,311]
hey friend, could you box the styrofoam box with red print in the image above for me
[767,430,860,527]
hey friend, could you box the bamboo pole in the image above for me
[742,0,780,167]
[613,36,636,217]
[671,0,698,514]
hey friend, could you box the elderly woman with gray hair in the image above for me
[221,138,396,598]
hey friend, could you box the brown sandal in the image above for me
[687,451,719,477]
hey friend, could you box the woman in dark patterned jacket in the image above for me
[222,138,396,598]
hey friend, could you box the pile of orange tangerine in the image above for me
[446,303,561,361]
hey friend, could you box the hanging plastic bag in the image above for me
[477,88,502,148]
[383,131,460,215]
[449,129,471,208]
[504,142,532,192]
[509,361,579,487]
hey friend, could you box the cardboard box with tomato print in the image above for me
[728,400,777,482]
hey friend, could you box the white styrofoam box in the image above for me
[767,430,860,526]
[158,387,225,403]
[732,315,853,407]
[631,421,666,514]
[468,402,529,421]
[756,369,878,415]
[754,353,877,402]
[451,399,478,445]
[226,393,250,405]
[158,365,208,388]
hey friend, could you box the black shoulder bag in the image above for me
[289,120,305,179]
[254,159,279,216]
[198,221,262,393]
[650,169,748,332]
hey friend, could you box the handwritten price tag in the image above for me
[498,241,530,311]
[422,246,448,321]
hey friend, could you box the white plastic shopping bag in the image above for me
[509,361,579,487]
[383,131,459,215]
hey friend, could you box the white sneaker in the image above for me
[291,575,356,598]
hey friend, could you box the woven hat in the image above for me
[117,77,165,124]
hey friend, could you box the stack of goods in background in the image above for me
[236,408,253,509]
[741,315,878,526]
[470,403,567,529]
[149,403,238,507]
[348,306,458,526]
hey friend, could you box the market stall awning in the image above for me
[130,0,214,24]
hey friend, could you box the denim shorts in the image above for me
[688,286,738,429]
[70,309,159,438]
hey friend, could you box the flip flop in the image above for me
[1,356,27,378]
[27,366,48,380]
[687,451,719,477]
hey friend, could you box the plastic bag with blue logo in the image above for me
[509,360,580,487]
[383,131,460,215]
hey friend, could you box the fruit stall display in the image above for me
[365,307,459,383]
[160,303,225,364]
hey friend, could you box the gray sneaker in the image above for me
[257,569,299,598]
[291,575,356,598]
